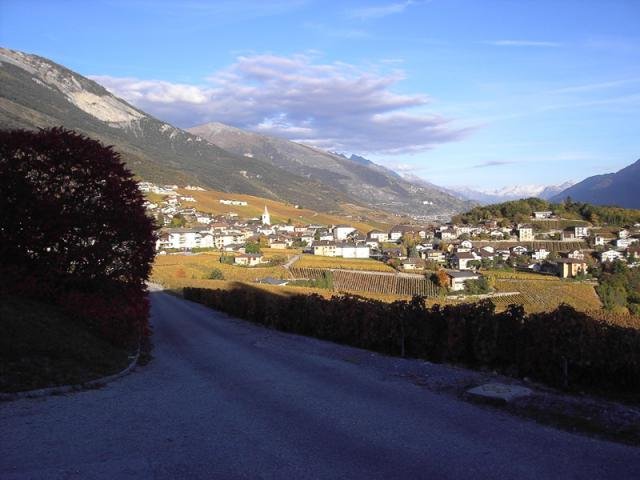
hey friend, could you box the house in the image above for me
[615,238,637,249]
[401,258,425,271]
[556,258,588,279]
[511,245,528,256]
[367,230,389,242]
[563,226,589,239]
[533,211,553,219]
[383,246,405,259]
[566,250,585,260]
[618,229,630,239]
[594,235,606,246]
[460,240,473,250]
[532,248,550,261]
[340,243,370,259]
[600,250,624,263]
[446,270,481,292]
[490,230,505,239]
[518,225,534,242]
[234,253,264,266]
[422,250,446,264]
[313,240,338,257]
[333,225,357,241]
[438,227,458,241]
[452,251,476,270]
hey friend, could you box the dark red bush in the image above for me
[0,127,156,345]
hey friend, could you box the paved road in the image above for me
[2,291,640,479]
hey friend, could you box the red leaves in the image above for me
[0,127,155,346]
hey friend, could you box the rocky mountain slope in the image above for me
[188,122,472,216]
[0,47,355,212]
[551,159,640,208]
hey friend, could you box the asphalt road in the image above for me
[2,291,640,479]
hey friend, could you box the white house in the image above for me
[600,249,624,263]
[367,230,389,242]
[261,205,271,226]
[333,225,357,241]
[235,254,264,266]
[594,235,606,246]
[340,243,370,259]
[452,251,477,270]
[533,211,553,219]
[446,271,481,292]
[532,248,550,261]
[518,225,534,242]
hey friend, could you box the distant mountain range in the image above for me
[550,159,640,208]
[188,122,472,217]
[0,47,472,218]
[445,182,574,205]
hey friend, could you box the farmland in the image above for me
[487,271,602,313]
[293,254,395,272]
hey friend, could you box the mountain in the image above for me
[550,159,640,208]
[0,47,362,213]
[0,47,470,218]
[448,182,574,205]
[188,122,472,217]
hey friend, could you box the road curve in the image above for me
[2,291,639,479]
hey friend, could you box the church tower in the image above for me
[261,205,271,225]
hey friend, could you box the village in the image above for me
[142,182,640,295]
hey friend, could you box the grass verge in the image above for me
[0,296,131,393]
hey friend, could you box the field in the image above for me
[293,254,395,272]
[174,188,390,232]
[486,271,602,313]
[152,254,606,315]
[152,253,291,285]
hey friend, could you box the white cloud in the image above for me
[484,40,562,48]
[93,53,471,154]
[348,1,419,20]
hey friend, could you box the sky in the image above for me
[1,0,639,190]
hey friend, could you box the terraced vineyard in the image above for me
[492,278,601,312]
[294,255,395,272]
[290,267,438,297]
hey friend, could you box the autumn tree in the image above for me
[0,128,156,344]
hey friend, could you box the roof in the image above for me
[446,270,480,279]
[557,258,587,264]
[454,251,475,259]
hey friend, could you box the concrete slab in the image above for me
[467,383,533,404]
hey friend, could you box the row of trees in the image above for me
[184,286,640,396]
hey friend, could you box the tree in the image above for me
[0,128,156,344]
[245,242,261,254]
[169,214,187,228]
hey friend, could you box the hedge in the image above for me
[184,286,640,397]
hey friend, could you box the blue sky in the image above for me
[1,0,639,190]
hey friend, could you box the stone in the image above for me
[466,383,532,404]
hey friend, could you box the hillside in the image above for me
[453,197,640,226]
[0,47,359,213]
[173,188,392,232]
[551,159,640,208]
[188,122,473,217]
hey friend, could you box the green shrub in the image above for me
[207,268,224,280]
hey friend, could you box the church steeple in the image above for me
[261,205,271,225]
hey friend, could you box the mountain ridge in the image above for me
[550,159,640,208]
[188,122,473,217]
